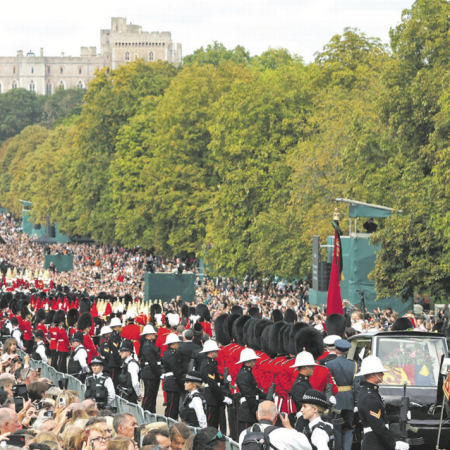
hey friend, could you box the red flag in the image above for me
[327,229,343,316]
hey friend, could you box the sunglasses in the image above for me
[207,430,224,445]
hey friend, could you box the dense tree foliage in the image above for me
[4,1,450,295]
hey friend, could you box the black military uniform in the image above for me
[200,356,224,429]
[192,345,207,371]
[98,336,111,375]
[178,340,201,375]
[163,343,183,419]
[141,331,162,413]
[85,356,115,409]
[291,373,312,433]
[108,324,123,388]
[357,382,399,450]
[236,365,266,433]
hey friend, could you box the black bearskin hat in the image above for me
[284,309,297,324]
[214,314,230,346]
[271,310,283,323]
[21,306,31,320]
[189,307,196,316]
[193,322,203,336]
[54,309,66,325]
[248,307,260,318]
[391,317,413,331]
[182,304,189,319]
[78,312,92,331]
[0,298,8,310]
[283,324,293,355]
[63,286,70,294]
[67,308,80,327]
[79,297,90,314]
[195,304,211,322]
[261,322,274,355]
[93,317,102,326]
[268,321,286,358]
[10,300,19,316]
[295,326,324,359]
[254,320,273,351]
[289,322,310,356]
[4,292,13,303]
[45,310,55,325]
[278,323,290,355]
[325,314,346,338]
[224,313,240,342]
[36,308,46,323]
[98,292,108,299]
[231,305,243,316]
[233,315,252,346]
[244,319,259,348]
[150,303,162,315]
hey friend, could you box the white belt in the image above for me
[240,395,259,404]
[165,372,174,377]
[204,384,209,388]
[364,424,389,434]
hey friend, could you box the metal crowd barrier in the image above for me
[17,349,240,450]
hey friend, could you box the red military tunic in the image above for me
[49,326,58,351]
[56,326,70,352]
[37,323,48,343]
[155,326,171,356]
[83,333,99,364]
[199,321,212,337]
[22,319,33,342]
[121,324,142,355]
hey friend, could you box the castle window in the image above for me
[79,68,82,74]
[149,52,154,61]
[60,67,63,74]
[135,54,138,61]
[77,81,84,89]
[31,67,34,74]
[59,80,65,90]
[46,84,52,95]
[125,52,130,61]
[11,81,17,89]
[29,81,35,92]
[13,67,16,74]
[163,43,165,46]
[47,67,50,74]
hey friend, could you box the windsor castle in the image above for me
[0,18,182,95]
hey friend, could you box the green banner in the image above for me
[44,255,74,272]
[145,273,196,304]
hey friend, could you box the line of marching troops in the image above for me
[0,292,413,450]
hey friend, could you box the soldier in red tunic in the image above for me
[78,312,98,364]
[55,310,70,373]
[35,309,48,344]
[67,308,79,337]
[20,306,33,354]
[121,311,142,355]
[47,311,58,369]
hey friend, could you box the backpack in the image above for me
[241,424,280,450]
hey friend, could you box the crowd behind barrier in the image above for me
[18,348,240,450]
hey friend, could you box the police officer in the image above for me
[140,324,162,413]
[301,389,335,450]
[108,316,123,388]
[68,331,90,381]
[11,317,24,350]
[200,340,232,429]
[180,370,207,428]
[163,333,183,419]
[117,339,141,404]
[290,350,317,433]
[357,356,409,450]
[98,326,112,375]
[85,356,115,409]
[236,348,266,433]
[31,330,48,363]
[326,339,360,450]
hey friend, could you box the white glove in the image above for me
[227,375,232,383]
[223,397,233,405]
[329,396,337,405]
[395,441,410,450]
[407,411,411,420]
[354,406,358,413]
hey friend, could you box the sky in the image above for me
[0,0,415,63]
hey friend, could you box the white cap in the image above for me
[167,313,180,328]
[100,326,112,336]
[324,335,341,347]
[353,323,363,333]
[356,356,388,376]
[140,325,157,335]
[164,333,180,346]
[291,351,318,368]
[110,317,122,327]
[127,311,136,319]
[236,348,260,364]
[200,340,221,353]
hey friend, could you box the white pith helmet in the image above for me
[291,351,319,368]
[356,356,388,376]
[200,340,221,353]
[110,317,122,327]
[100,326,112,336]
[236,348,260,364]
[140,325,157,335]
[164,333,180,346]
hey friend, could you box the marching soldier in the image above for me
[235,347,266,433]
[117,339,141,404]
[140,324,162,413]
[98,326,112,375]
[108,316,123,387]
[68,331,90,381]
[21,306,33,354]
[67,308,79,337]
[31,329,48,363]
[78,312,98,363]
[55,310,70,373]
[326,339,360,450]
[35,309,47,344]
[163,333,183,419]
[121,311,141,355]
[84,356,115,409]
[47,311,58,369]
[200,340,232,429]
[357,356,409,450]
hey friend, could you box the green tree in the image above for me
[250,47,303,71]
[183,42,251,67]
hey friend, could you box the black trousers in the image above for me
[165,391,180,420]
[24,340,33,354]
[142,379,160,413]
[57,352,69,373]
[238,421,255,434]
[50,349,58,369]
[361,431,385,450]
[207,405,221,429]
[334,410,354,450]
[110,367,120,391]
